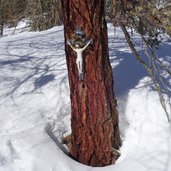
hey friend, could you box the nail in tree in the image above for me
[61,0,121,167]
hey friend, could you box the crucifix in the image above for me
[67,28,92,80]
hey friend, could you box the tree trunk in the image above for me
[0,20,3,36]
[0,3,4,36]
[61,0,120,167]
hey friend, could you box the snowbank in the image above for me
[0,24,170,171]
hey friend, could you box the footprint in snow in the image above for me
[0,140,20,166]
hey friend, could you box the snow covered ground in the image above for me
[0,24,170,171]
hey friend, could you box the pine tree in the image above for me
[61,0,120,166]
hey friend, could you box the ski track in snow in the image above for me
[0,24,171,171]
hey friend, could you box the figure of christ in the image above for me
[67,39,92,80]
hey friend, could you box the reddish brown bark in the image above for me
[61,0,120,167]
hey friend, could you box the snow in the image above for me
[0,24,171,171]
[3,19,30,36]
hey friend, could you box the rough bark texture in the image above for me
[61,0,120,167]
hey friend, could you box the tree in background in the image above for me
[0,0,27,33]
[112,0,171,121]
[20,0,62,31]
[0,0,62,33]
[0,0,4,36]
[61,0,121,167]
